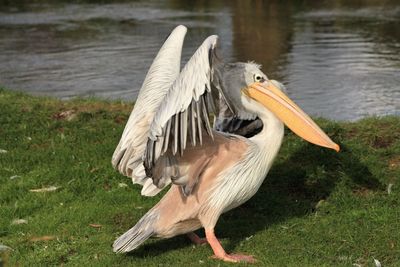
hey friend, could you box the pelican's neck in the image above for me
[250,109,284,157]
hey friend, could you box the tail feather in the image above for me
[113,211,158,253]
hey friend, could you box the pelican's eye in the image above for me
[253,74,265,83]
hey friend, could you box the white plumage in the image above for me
[149,35,218,139]
[111,25,339,263]
[112,25,187,195]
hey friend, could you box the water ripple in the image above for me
[0,1,399,120]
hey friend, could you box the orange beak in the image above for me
[243,81,340,152]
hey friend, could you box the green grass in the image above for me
[0,88,399,266]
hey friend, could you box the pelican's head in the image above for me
[214,62,340,152]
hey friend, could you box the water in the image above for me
[0,0,399,121]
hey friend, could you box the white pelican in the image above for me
[111,25,339,263]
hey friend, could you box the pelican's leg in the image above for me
[187,232,207,245]
[205,228,256,263]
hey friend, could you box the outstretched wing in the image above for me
[143,35,219,189]
[112,25,187,191]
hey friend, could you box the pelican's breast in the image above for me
[206,118,285,215]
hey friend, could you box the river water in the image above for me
[0,0,399,120]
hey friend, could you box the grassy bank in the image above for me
[0,88,399,266]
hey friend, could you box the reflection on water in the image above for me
[0,0,399,120]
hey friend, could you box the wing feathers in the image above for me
[113,27,222,196]
[190,100,197,146]
[201,94,214,138]
[144,35,219,184]
[112,25,187,188]
[172,114,179,155]
[195,99,203,145]
[162,119,171,154]
[180,110,188,155]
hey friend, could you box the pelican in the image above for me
[111,25,339,263]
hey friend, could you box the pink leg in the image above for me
[187,232,207,245]
[205,229,256,263]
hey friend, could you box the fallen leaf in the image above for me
[0,244,12,252]
[29,186,59,193]
[0,149,7,154]
[90,167,99,173]
[103,183,111,191]
[10,175,21,180]
[118,183,128,188]
[89,224,102,228]
[353,187,373,197]
[338,255,351,261]
[245,235,253,241]
[30,236,55,242]
[374,258,381,267]
[387,183,394,195]
[315,199,326,209]
[53,110,76,121]
[12,219,28,225]
[389,156,400,170]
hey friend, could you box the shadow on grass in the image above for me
[220,142,382,252]
[126,141,382,258]
[127,235,191,258]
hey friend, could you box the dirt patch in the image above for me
[389,156,400,170]
[29,235,56,242]
[372,135,394,149]
[73,102,132,114]
[114,115,127,124]
[59,249,77,264]
[51,102,132,122]
[345,127,359,138]
[352,187,374,197]
[30,143,50,149]
[21,105,33,112]
[53,110,77,121]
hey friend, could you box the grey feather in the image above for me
[181,185,191,197]
[201,94,213,139]
[205,90,216,114]
[162,119,171,154]
[144,139,154,178]
[195,99,203,145]
[180,110,188,155]
[190,101,197,146]
[171,157,179,178]
[187,106,193,147]
[164,156,173,179]
[172,114,179,155]
[154,137,163,162]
